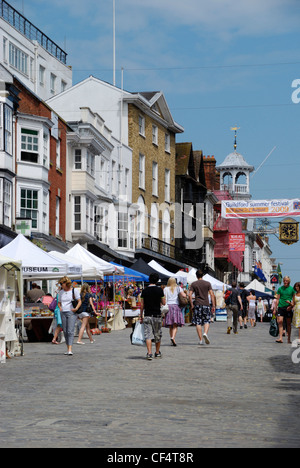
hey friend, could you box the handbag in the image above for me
[49,297,57,312]
[160,304,169,318]
[177,286,188,307]
[131,321,146,346]
[72,288,82,314]
[269,317,279,337]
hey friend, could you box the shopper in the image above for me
[57,276,80,355]
[226,282,243,335]
[52,283,63,345]
[257,297,265,323]
[292,282,300,343]
[239,282,250,329]
[275,276,296,344]
[247,290,257,327]
[72,283,98,345]
[164,277,186,346]
[140,273,165,360]
[188,270,215,345]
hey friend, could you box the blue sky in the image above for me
[10,0,300,284]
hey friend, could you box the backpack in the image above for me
[224,290,232,306]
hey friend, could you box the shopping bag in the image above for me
[269,317,279,337]
[131,321,146,346]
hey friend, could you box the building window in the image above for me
[152,162,158,196]
[139,154,145,189]
[165,169,170,202]
[86,197,93,235]
[39,66,45,86]
[94,206,108,244]
[118,212,128,248]
[56,197,60,236]
[3,37,7,63]
[43,131,48,167]
[20,189,38,229]
[139,115,145,137]
[9,43,28,76]
[3,180,11,227]
[86,150,95,177]
[50,73,56,94]
[74,149,82,169]
[4,105,12,155]
[21,129,39,163]
[56,139,61,169]
[152,125,158,145]
[74,196,81,231]
[61,80,67,92]
[165,133,170,153]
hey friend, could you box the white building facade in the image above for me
[0,0,72,101]
[48,84,135,260]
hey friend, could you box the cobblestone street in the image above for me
[1,321,300,448]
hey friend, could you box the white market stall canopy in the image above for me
[148,260,188,284]
[0,234,68,279]
[203,274,230,291]
[67,244,124,276]
[49,250,102,279]
[245,279,266,292]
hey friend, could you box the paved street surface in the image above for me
[1,321,300,448]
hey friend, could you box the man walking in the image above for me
[188,270,215,345]
[274,276,295,344]
[239,282,250,329]
[140,273,165,360]
[226,282,243,335]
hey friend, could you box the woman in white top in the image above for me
[257,297,265,323]
[247,290,257,328]
[58,276,80,356]
[164,277,186,346]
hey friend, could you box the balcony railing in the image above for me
[0,0,67,64]
[136,234,203,266]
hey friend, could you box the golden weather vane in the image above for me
[231,126,240,151]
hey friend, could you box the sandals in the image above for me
[171,338,177,347]
[52,339,59,345]
[276,339,283,344]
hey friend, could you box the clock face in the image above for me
[281,224,297,238]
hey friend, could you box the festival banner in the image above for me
[221,199,300,219]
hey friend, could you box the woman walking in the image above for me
[72,283,97,344]
[58,276,80,355]
[164,277,186,346]
[292,282,300,343]
[257,297,265,323]
[247,290,257,328]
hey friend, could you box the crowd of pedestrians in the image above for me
[50,272,300,358]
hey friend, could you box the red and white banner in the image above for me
[222,199,300,219]
[229,234,245,252]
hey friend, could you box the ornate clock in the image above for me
[279,217,299,245]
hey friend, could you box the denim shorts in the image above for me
[143,316,162,343]
[192,305,212,326]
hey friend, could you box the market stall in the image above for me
[0,234,70,342]
[0,254,24,364]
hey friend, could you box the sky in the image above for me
[9,0,300,284]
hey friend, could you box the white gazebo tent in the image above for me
[67,244,124,275]
[245,279,265,292]
[49,250,101,280]
[203,274,230,291]
[0,234,68,279]
[148,260,187,284]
